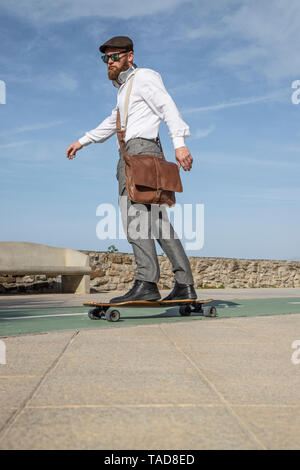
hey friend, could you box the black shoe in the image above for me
[162,282,197,301]
[110,280,161,303]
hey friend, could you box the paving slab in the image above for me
[233,406,300,450]
[29,326,221,407]
[161,318,300,406]
[0,406,262,450]
[0,331,75,375]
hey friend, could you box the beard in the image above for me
[107,57,130,81]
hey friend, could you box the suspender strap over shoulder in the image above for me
[122,72,135,131]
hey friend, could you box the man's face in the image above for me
[104,47,133,81]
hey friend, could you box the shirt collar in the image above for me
[112,64,137,89]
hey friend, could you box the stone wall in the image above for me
[0,274,61,295]
[87,252,300,291]
[0,251,300,294]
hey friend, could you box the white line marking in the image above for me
[0,312,88,320]
[217,304,244,308]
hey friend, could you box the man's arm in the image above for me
[66,108,117,160]
[139,70,193,171]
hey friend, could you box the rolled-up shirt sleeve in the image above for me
[78,107,117,146]
[139,71,190,149]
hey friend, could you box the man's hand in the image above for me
[66,140,83,160]
[175,146,193,171]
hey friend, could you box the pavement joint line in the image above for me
[22,403,300,409]
[159,324,268,451]
[25,404,229,409]
[0,330,80,442]
[0,375,40,379]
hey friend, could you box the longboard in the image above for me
[83,298,216,322]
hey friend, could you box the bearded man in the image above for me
[66,36,196,303]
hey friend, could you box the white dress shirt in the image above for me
[78,67,190,149]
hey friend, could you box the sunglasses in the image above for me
[101,51,129,64]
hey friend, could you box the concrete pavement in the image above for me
[0,288,299,449]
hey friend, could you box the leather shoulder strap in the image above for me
[116,108,129,162]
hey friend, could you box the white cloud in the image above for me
[0,141,33,150]
[218,0,300,80]
[240,187,300,202]
[1,0,188,22]
[182,91,284,114]
[169,80,207,95]
[48,73,78,92]
[193,126,215,139]
[85,23,107,42]
[3,70,78,93]
[197,151,300,169]
[222,0,299,47]
[216,46,267,67]
[235,157,300,169]
[185,25,224,40]
[284,146,300,153]
[0,121,65,137]
[178,1,300,82]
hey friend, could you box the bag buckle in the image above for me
[156,188,162,199]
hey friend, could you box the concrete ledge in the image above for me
[0,242,91,294]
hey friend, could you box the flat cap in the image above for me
[99,36,134,53]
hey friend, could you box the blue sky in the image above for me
[0,0,300,260]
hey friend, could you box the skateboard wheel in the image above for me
[179,305,192,316]
[203,306,217,317]
[209,306,217,317]
[105,308,120,322]
[88,307,102,320]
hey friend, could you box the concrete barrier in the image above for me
[0,242,91,294]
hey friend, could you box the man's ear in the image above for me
[128,51,134,65]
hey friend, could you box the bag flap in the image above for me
[157,159,183,192]
[128,154,183,192]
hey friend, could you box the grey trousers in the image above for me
[117,138,194,285]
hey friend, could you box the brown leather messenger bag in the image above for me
[116,71,183,207]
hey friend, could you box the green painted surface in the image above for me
[0,298,300,337]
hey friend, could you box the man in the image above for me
[66,35,196,303]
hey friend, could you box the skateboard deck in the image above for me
[83,298,216,322]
